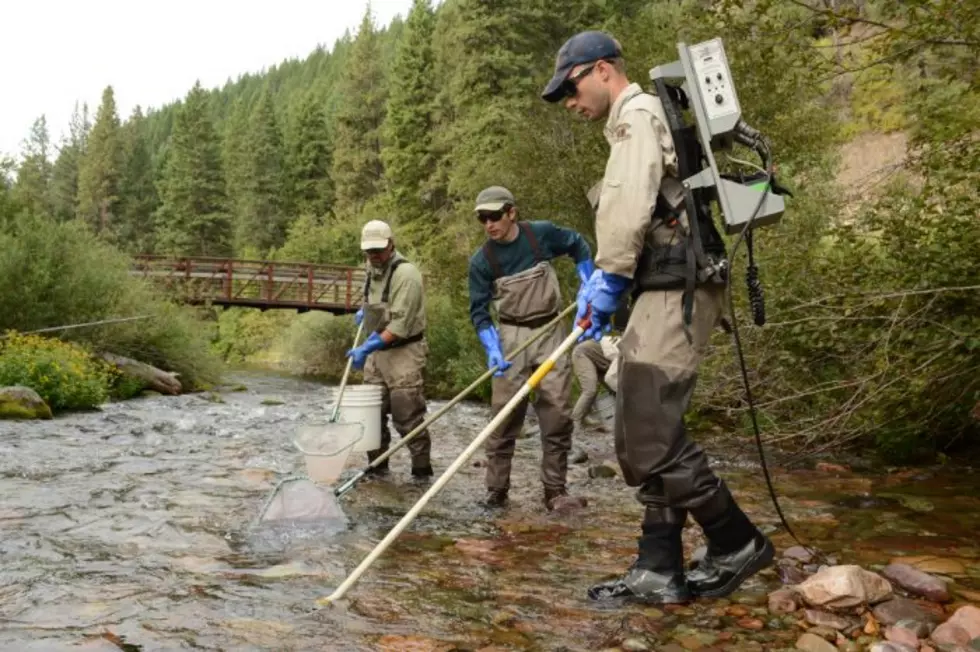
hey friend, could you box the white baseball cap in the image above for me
[360,220,392,250]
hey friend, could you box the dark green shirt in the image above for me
[468,220,591,332]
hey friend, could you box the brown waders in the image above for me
[482,225,574,509]
[360,259,432,476]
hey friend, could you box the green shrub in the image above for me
[0,332,111,411]
[0,212,223,391]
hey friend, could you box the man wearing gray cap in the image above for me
[468,185,594,511]
[542,32,773,604]
[346,219,433,478]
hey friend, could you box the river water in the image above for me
[1,371,978,651]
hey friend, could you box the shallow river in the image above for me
[1,371,978,651]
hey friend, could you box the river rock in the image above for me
[588,461,619,479]
[873,596,938,625]
[794,565,893,609]
[804,609,854,630]
[884,623,922,648]
[621,638,650,652]
[931,606,980,647]
[794,632,837,652]
[870,643,917,652]
[769,588,800,614]
[0,386,53,419]
[784,546,815,563]
[883,563,952,602]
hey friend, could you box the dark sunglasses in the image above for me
[560,61,601,99]
[476,208,508,224]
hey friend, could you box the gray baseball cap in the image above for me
[474,186,516,212]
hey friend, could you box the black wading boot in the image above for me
[687,481,775,598]
[587,507,693,605]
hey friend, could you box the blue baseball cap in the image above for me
[541,31,622,103]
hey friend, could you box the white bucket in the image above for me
[294,421,363,484]
[325,384,383,452]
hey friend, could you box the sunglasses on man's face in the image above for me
[560,62,599,99]
[477,209,507,224]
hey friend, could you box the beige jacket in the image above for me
[594,83,683,279]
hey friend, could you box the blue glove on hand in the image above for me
[576,259,596,285]
[346,331,386,369]
[478,326,511,377]
[354,307,364,326]
[582,271,630,341]
[576,268,601,327]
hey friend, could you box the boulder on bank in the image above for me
[0,386,53,420]
[99,352,182,395]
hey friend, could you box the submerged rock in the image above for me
[931,605,980,647]
[873,596,938,626]
[795,632,837,652]
[883,563,952,602]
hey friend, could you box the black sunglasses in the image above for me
[560,61,602,99]
[477,208,509,224]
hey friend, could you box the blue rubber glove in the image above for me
[346,331,386,369]
[582,271,630,341]
[576,268,601,327]
[478,326,511,377]
[354,307,364,326]
[576,259,596,285]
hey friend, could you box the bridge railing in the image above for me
[132,255,367,313]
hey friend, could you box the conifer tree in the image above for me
[154,81,231,256]
[116,106,159,253]
[286,91,334,218]
[235,86,287,254]
[13,116,53,217]
[330,7,387,214]
[77,86,123,235]
[48,102,90,223]
[381,0,436,220]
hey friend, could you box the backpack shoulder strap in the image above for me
[381,259,407,303]
[519,222,543,263]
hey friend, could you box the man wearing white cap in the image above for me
[346,219,432,478]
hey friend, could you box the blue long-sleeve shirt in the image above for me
[468,220,591,332]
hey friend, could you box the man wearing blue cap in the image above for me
[542,32,773,604]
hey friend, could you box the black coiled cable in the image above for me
[745,230,766,327]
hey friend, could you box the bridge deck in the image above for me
[131,255,366,314]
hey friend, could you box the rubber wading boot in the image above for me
[481,488,508,508]
[587,508,692,605]
[544,487,566,511]
[687,481,775,598]
[411,464,434,478]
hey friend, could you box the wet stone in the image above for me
[768,588,799,614]
[621,638,650,651]
[883,563,952,603]
[784,546,815,563]
[884,623,921,648]
[872,596,937,625]
[870,644,918,652]
[804,609,855,630]
[807,625,839,641]
[895,618,933,637]
[795,632,838,652]
[588,462,619,479]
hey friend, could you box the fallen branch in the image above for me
[99,352,182,395]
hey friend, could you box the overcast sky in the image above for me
[0,0,414,160]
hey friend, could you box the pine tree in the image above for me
[431,0,556,203]
[330,7,387,215]
[116,106,159,253]
[285,91,334,218]
[381,0,437,221]
[13,116,53,217]
[48,102,90,223]
[235,86,287,254]
[154,81,231,256]
[77,86,123,235]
